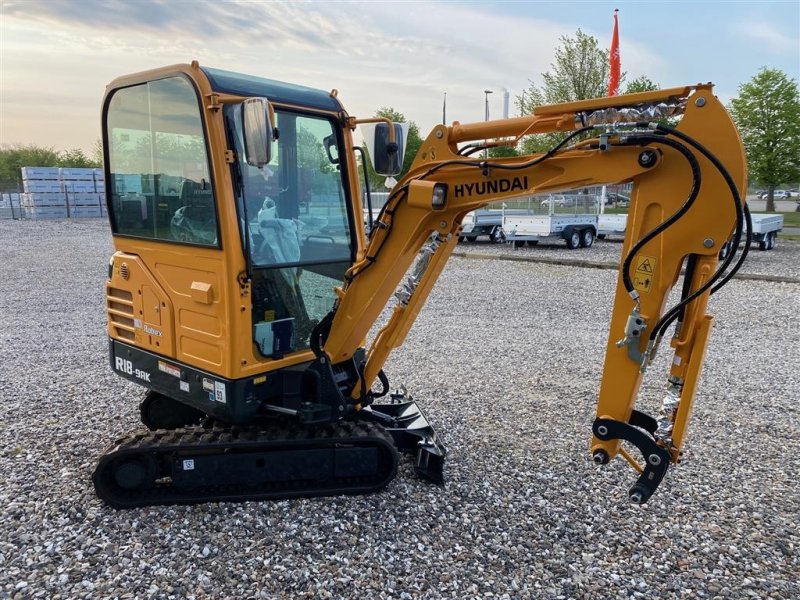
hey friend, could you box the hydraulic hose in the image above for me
[615,134,702,296]
[645,123,747,341]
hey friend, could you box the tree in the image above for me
[57,148,100,168]
[625,75,659,94]
[92,138,104,166]
[729,68,800,212]
[488,144,519,158]
[516,29,625,154]
[360,107,423,192]
[0,144,102,190]
[0,144,60,189]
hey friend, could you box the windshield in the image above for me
[226,105,354,358]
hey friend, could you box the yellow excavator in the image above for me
[93,61,750,508]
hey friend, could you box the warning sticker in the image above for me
[635,256,656,275]
[633,255,657,293]
[158,361,181,378]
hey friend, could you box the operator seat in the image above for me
[170,179,216,244]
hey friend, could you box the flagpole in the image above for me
[602,8,621,215]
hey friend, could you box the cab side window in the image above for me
[106,76,219,246]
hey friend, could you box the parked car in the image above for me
[540,195,571,207]
[604,192,630,206]
[758,190,794,200]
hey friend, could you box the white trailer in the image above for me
[597,213,628,238]
[750,213,783,250]
[459,208,531,243]
[502,213,601,249]
[716,213,783,257]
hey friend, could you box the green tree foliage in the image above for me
[488,144,520,158]
[624,75,659,94]
[729,67,800,211]
[0,143,101,190]
[57,148,97,168]
[92,138,104,166]
[0,144,60,188]
[516,29,624,154]
[360,107,423,192]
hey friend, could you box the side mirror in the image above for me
[242,98,274,168]
[323,134,339,165]
[361,122,409,177]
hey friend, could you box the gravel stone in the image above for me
[0,219,798,599]
[455,234,800,279]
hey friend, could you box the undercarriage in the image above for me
[94,343,446,508]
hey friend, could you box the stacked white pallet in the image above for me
[21,166,67,219]
[94,168,107,218]
[4,193,22,208]
[94,168,106,193]
[18,166,110,219]
[0,193,24,218]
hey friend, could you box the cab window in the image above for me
[106,76,218,246]
[225,105,355,357]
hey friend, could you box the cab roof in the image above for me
[201,66,342,112]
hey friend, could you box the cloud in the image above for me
[732,19,799,55]
[0,0,666,152]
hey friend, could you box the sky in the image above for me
[1,0,798,155]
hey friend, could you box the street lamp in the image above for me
[483,89,493,158]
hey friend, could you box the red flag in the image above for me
[608,9,621,96]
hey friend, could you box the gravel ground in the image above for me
[1,219,798,599]
[454,235,800,280]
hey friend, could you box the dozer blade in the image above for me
[359,394,446,483]
[93,422,398,509]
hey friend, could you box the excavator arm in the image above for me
[319,84,747,503]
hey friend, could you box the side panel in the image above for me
[109,339,258,424]
[107,247,227,372]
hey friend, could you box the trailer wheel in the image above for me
[767,232,777,250]
[597,234,606,240]
[580,228,595,248]
[758,237,768,251]
[527,240,539,247]
[490,228,506,244]
[719,239,733,259]
[513,240,526,248]
[565,230,581,249]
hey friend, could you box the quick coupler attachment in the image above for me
[592,416,671,504]
[359,392,446,483]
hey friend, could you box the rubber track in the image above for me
[93,422,399,508]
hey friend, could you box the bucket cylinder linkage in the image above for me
[592,412,671,505]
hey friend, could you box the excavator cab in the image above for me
[103,66,359,411]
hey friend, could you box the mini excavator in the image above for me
[93,62,749,508]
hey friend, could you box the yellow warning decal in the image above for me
[633,255,657,293]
